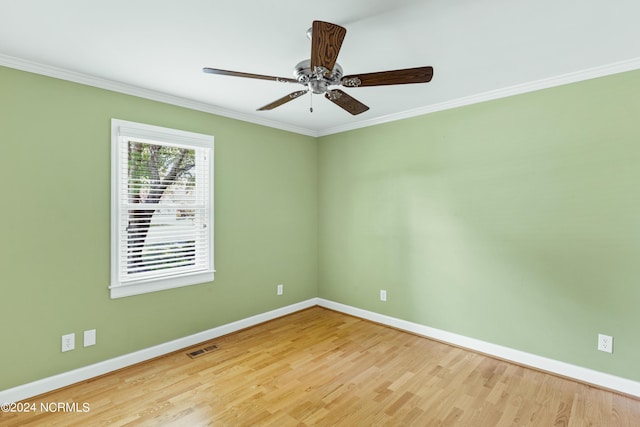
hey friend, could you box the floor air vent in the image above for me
[187,344,219,359]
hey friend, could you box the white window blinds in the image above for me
[110,120,214,298]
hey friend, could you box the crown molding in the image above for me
[0,53,319,137]
[318,57,640,137]
[2,53,639,138]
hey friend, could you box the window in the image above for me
[110,119,214,298]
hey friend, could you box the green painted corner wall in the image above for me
[2,63,639,391]
[318,69,640,381]
[0,66,317,390]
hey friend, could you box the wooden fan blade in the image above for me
[203,67,298,83]
[310,21,346,76]
[257,90,309,111]
[341,66,433,87]
[325,89,369,115]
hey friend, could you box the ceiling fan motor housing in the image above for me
[294,59,343,94]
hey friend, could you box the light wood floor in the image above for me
[2,307,639,426]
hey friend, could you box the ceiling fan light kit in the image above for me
[203,20,433,115]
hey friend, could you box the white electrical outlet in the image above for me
[62,333,75,352]
[277,284,284,295]
[84,329,96,347]
[598,334,613,353]
[380,290,387,302]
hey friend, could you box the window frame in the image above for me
[110,119,214,299]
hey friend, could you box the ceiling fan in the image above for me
[203,20,434,115]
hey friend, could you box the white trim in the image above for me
[109,271,215,299]
[318,57,640,136]
[2,53,640,137]
[0,298,320,404]
[2,297,638,403]
[110,119,215,298]
[0,53,317,137]
[316,299,640,398]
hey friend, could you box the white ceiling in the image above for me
[1,0,639,136]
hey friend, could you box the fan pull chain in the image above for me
[310,93,313,113]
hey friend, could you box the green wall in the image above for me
[2,64,639,391]
[318,69,640,381]
[0,66,317,390]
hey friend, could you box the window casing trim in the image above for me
[110,119,214,299]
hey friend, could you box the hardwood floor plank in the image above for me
[2,307,638,426]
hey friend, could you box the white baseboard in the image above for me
[3,297,638,403]
[317,298,640,398]
[0,298,320,404]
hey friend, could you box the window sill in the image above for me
[109,271,215,299]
